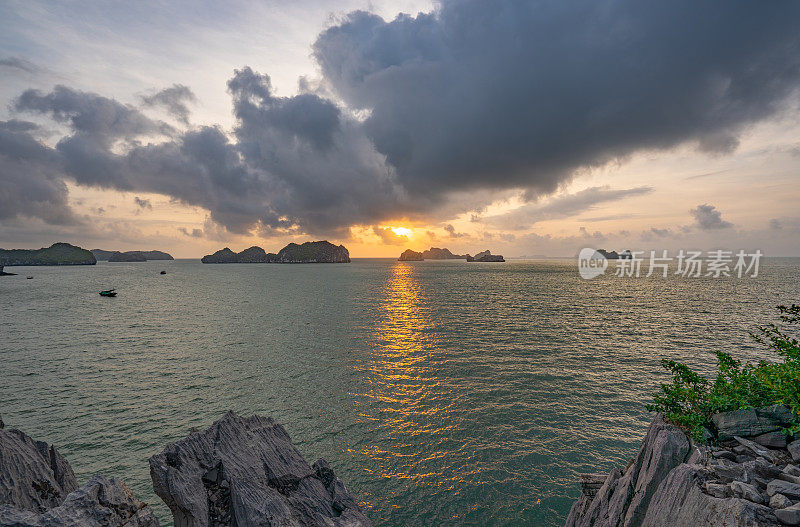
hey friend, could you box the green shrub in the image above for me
[647,304,800,442]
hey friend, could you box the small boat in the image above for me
[99,289,117,297]
[160,270,166,275]
[26,276,33,279]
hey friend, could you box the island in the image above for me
[596,249,632,259]
[0,242,96,266]
[202,240,350,264]
[0,265,17,276]
[421,247,470,259]
[467,250,505,262]
[397,247,505,262]
[92,249,174,261]
[108,251,147,262]
[399,249,424,261]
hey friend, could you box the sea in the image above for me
[2,257,799,526]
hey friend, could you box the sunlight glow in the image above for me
[391,227,413,237]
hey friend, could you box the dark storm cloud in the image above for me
[140,84,197,124]
[314,0,800,196]
[690,204,733,230]
[3,0,800,235]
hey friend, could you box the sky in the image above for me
[1,0,799,258]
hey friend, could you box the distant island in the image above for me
[92,249,174,261]
[597,249,632,259]
[398,247,505,262]
[202,241,350,264]
[0,243,96,266]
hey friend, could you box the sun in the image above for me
[391,227,412,237]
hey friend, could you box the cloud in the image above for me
[3,1,800,238]
[689,204,733,230]
[372,226,409,245]
[178,227,204,238]
[485,186,653,229]
[134,196,152,209]
[443,224,466,238]
[0,56,40,74]
[140,84,197,124]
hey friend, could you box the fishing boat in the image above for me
[99,289,117,297]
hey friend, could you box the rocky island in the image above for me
[566,407,800,526]
[92,249,174,261]
[597,249,633,259]
[467,250,505,262]
[399,249,424,261]
[0,412,371,527]
[0,243,96,266]
[202,241,350,264]
[397,247,504,261]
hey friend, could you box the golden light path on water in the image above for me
[351,263,486,522]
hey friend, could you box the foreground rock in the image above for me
[566,407,800,527]
[0,243,96,266]
[202,241,350,264]
[150,411,371,527]
[0,423,158,527]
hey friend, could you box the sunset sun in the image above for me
[391,227,412,237]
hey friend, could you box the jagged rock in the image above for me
[565,415,690,527]
[731,481,765,503]
[704,482,730,498]
[755,431,789,449]
[640,464,779,526]
[768,480,800,500]
[775,503,800,525]
[467,250,505,262]
[735,436,782,464]
[420,247,469,260]
[0,427,77,513]
[579,474,607,500]
[149,411,371,527]
[0,475,159,527]
[202,241,349,264]
[770,493,792,509]
[789,440,800,463]
[786,465,800,478]
[712,405,794,441]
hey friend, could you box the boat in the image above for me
[160,270,166,274]
[26,276,33,279]
[99,289,117,297]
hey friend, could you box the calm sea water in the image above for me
[2,258,799,526]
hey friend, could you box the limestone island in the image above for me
[92,249,174,261]
[597,249,632,259]
[202,240,350,264]
[398,247,505,262]
[0,412,372,526]
[0,243,96,267]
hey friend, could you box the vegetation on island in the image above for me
[647,304,800,442]
[0,243,96,266]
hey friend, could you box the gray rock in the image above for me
[711,449,737,461]
[790,440,800,463]
[578,473,608,499]
[0,475,159,526]
[755,431,789,449]
[640,464,780,526]
[149,411,372,527]
[0,427,77,513]
[770,493,792,509]
[786,465,800,478]
[734,436,781,464]
[775,503,800,525]
[768,479,800,500]
[704,482,730,498]
[712,405,794,441]
[731,480,765,504]
[565,415,690,527]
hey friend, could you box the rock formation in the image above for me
[467,250,505,262]
[149,411,371,527]
[0,265,15,276]
[0,423,158,527]
[566,408,800,527]
[108,251,148,262]
[0,243,96,266]
[202,241,350,264]
[597,249,633,260]
[93,250,174,261]
[398,249,424,261]
[421,247,469,260]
